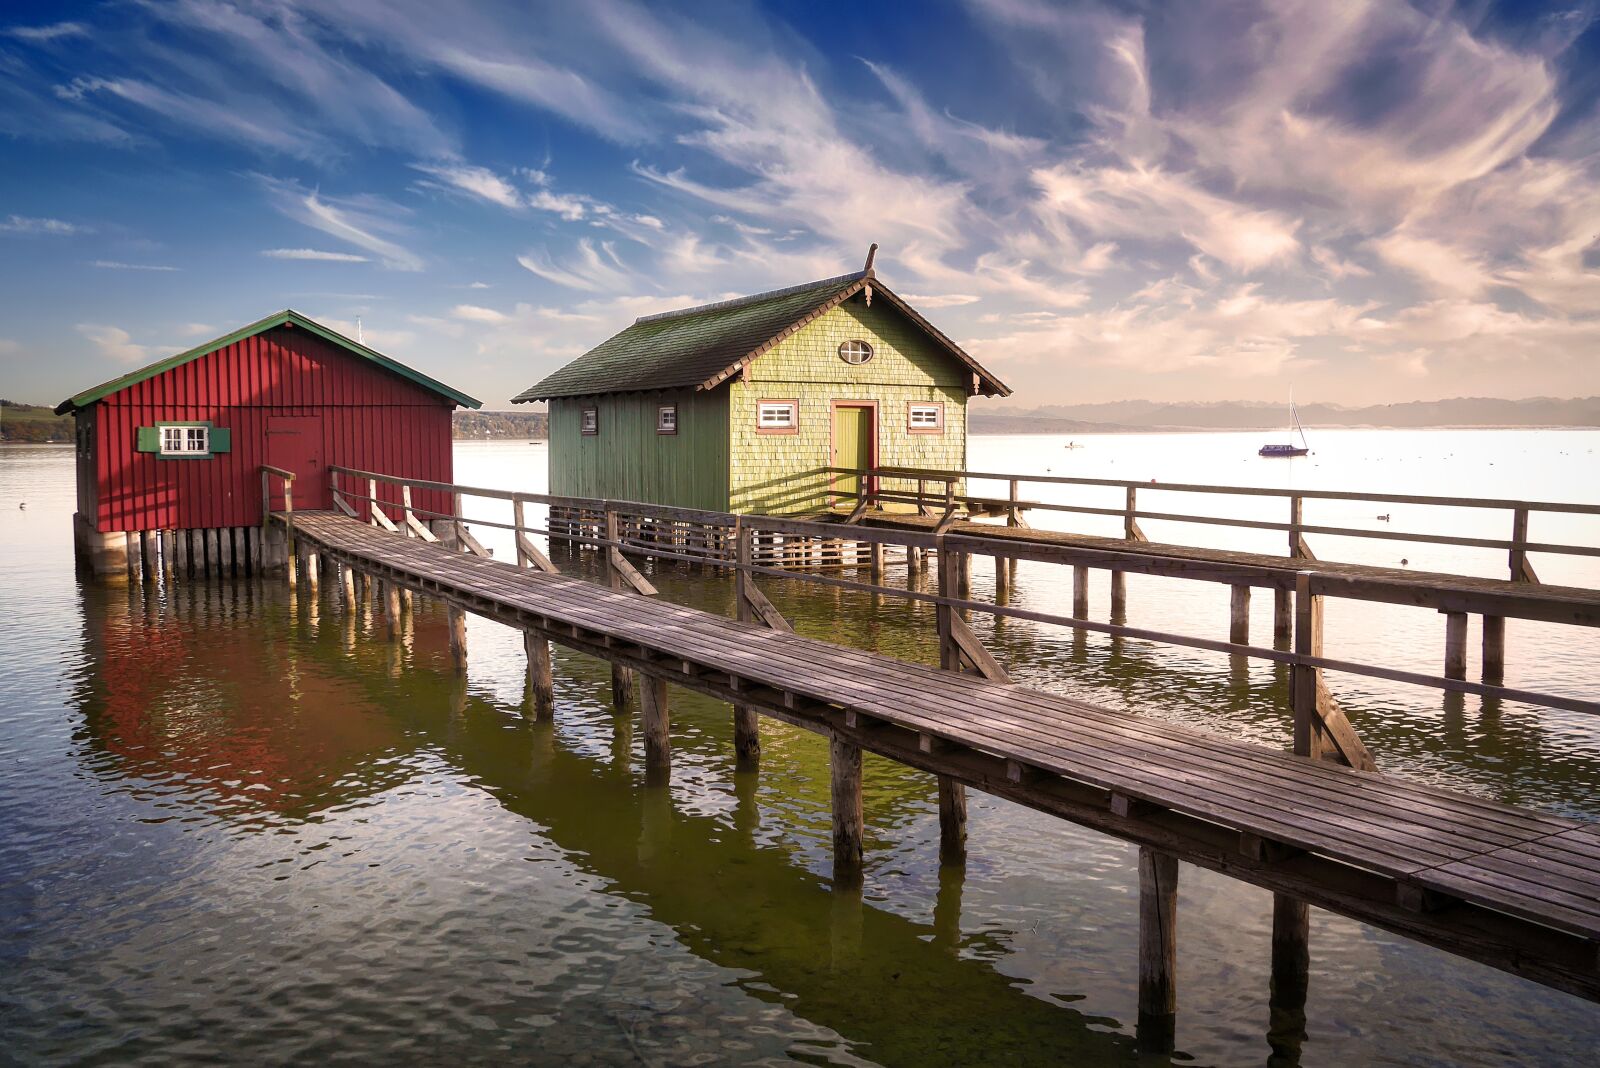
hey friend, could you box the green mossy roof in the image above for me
[513,272,1009,401]
[56,309,482,414]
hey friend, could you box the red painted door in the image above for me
[266,416,328,510]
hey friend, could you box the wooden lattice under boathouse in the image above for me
[55,310,480,580]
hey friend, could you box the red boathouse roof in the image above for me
[56,309,482,414]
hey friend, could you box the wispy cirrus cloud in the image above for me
[4,21,88,42]
[518,239,635,292]
[261,248,371,263]
[0,214,87,235]
[258,176,423,271]
[90,260,178,271]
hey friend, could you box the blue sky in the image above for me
[2,0,1597,410]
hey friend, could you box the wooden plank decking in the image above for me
[279,510,1600,1001]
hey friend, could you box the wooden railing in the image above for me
[856,464,1600,583]
[304,465,1598,775]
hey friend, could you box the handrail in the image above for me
[309,465,1599,727]
[857,464,1600,584]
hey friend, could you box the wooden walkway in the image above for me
[280,510,1600,1004]
[853,511,1599,625]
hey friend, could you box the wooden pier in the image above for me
[262,464,1600,1043]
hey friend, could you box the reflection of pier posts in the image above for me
[932,857,964,951]
[1268,896,1310,1067]
[1137,846,1178,1055]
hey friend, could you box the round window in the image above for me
[838,339,874,365]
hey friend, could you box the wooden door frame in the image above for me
[265,415,329,511]
[828,399,878,509]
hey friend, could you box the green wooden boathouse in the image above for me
[513,256,1010,515]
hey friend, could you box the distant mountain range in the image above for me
[970,397,1600,434]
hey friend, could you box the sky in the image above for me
[1,0,1597,411]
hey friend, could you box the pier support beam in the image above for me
[1273,588,1292,647]
[733,706,761,769]
[1443,611,1468,680]
[303,550,319,595]
[1137,846,1178,1056]
[341,564,357,609]
[1230,584,1251,645]
[524,631,553,720]
[938,776,967,865]
[994,555,1010,600]
[447,606,467,672]
[641,673,670,777]
[1482,615,1506,687]
[868,541,884,585]
[1109,569,1127,621]
[830,734,864,886]
[1073,565,1089,618]
[385,584,402,640]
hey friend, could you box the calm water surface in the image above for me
[1,430,1597,1066]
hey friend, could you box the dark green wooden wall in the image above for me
[548,388,730,510]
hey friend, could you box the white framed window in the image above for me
[580,407,599,435]
[657,405,677,434]
[908,403,944,433]
[756,400,797,433]
[160,424,210,455]
[838,339,874,365]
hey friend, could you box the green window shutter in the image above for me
[136,426,160,452]
[210,427,231,453]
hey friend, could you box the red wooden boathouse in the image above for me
[57,310,480,578]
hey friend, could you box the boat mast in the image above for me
[1290,388,1308,448]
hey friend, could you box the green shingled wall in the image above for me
[548,388,730,510]
[728,297,967,514]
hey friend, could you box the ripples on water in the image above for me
[1,433,1597,1066]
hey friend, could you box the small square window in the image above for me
[580,407,599,435]
[161,424,209,454]
[757,401,797,433]
[657,405,677,434]
[908,404,943,433]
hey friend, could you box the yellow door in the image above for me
[832,405,872,507]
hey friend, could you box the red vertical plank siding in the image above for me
[86,324,460,532]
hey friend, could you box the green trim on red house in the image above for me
[56,309,482,414]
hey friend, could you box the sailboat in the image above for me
[1259,392,1310,457]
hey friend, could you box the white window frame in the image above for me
[756,400,797,433]
[838,339,874,365]
[908,404,944,432]
[657,404,677,434]
[580,407,599,435]
[160,424,210,455]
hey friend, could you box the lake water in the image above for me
[1,429,1597,1066]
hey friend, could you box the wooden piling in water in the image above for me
[1137,846,1178,1055]
[525,630,553,720]
[1072,565,1088,618]
[341,564,357,609]
[1444,611,1468,680]
[385,584,402,639]
[938,776,967,865]
[447,606,467,672]
[830,733,864,886]
[303,550,319,594]
[642,673,670,774]
[1109,569,1127,621]
[994,554,1009,599]
[1273,588,1292,646]
[1482,615,1506,686]
[1230,584,1251,644]
[1269,895,1311,1064]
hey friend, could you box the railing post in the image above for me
[1291,571,1320,758]
[1124,486,1139,540]
[514,496,529,568]
[401,484,415,537]
[1007,479,1020,527]
[331,468,343,514]
[606,507,636,712]
[917,478,927,517]
[368,477,379,526]
[261,471,271,534]
[1137,846,1179,1055]
[1288,495,1313,560]
[936,536,960,671]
